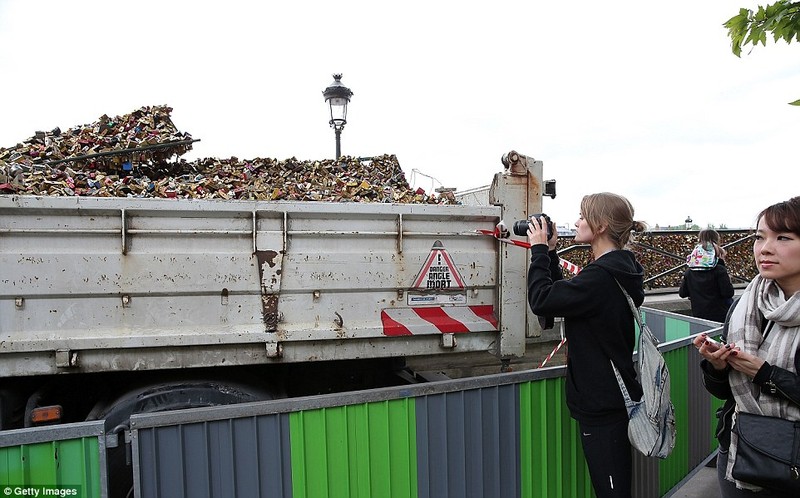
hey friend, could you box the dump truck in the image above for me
[0,150,553,493]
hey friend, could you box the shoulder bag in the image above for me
[731,411,800,493]
[611,280,677,459]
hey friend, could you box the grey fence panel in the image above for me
[644,310,667,342]
[688,347,716,467]
[416,384,520,498]
[134,414,292,498]
[643,307,723,344]
[632,451,660,498]
[690,321,717,335]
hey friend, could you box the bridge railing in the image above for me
[556,229,756,290]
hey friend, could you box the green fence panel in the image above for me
[664,316,692,343]
[519,377,594,498]
[659,347,690,495]
[0,422,104,498]
[289,399,417,498]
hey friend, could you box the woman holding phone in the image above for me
[694,197,800,497]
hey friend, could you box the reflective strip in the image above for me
[381,306,498,336]
[439,305,498,331]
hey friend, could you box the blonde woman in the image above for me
[527,192,647,498]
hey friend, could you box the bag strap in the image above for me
[610,278,645,408]
[613,279,644,329]
[610,360,636,407]
[612,279,674,406]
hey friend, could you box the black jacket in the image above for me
[678,260,735,322]
[701,297,800,450]
[528,246,645,424]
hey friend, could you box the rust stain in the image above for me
[261,294,279,330]
[527,171,543,200]
[254,250,282,330]
[255,250,280,269]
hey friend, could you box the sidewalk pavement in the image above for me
[666,454,721,498]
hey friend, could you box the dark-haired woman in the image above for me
[679,228,735,322]
[695,197,800,497]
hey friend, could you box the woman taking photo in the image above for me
[695,196,800,497]
[527,192,647,498]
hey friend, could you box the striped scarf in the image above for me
[725,275,800,490]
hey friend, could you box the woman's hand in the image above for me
[726,348,765,378]
[527,216,557,250]
[694,334,766,377]
[693,333,733,371]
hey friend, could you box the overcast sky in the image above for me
[1,1,798,229]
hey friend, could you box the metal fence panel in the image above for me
[288,399,417,498]
[129,308,722,498]
[519,377,594,498]
[416,384,519,498]
[134,414,292,498]
[0,421,107,498]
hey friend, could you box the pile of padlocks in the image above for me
[0,105,456,204]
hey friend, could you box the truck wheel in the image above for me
[91,380,275,498]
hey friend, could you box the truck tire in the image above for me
[90,380,275,498]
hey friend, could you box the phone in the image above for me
[704,336,723,351]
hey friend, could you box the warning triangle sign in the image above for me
[412,241,465,290]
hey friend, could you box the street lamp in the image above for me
[322,73,353,160]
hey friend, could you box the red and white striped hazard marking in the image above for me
[559,258,581,275]
[381,305,498,336]
[538,337,567,368]
[536,259,580,368]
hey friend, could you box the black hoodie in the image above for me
[678,260,734,323]
[528,245,645,424]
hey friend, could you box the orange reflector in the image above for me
[31,405,62,424]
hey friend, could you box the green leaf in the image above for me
[726,1,800,54]
[788,98,800,106]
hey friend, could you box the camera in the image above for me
[512,213,553,239]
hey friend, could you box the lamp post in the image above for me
[322,74,353,160]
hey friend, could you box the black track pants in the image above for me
[579,418,633,498]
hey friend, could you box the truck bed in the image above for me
[1,195,506,376]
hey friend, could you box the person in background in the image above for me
[679,229,735,322]
[694,197,800,497]
[527,192,647,498]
